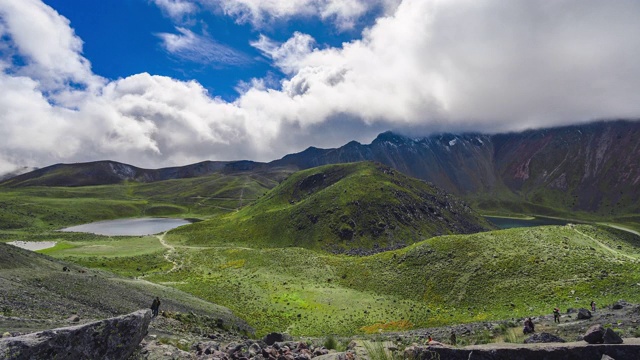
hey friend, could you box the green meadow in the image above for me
[2,163,640,337]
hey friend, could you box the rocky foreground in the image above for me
[2,304,640,359]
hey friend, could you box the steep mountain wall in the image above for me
[272,120,640,214]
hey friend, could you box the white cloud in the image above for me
[166,0,400,30]
[251,32,315,75]
[151,0,197,21]
[1,0,640,175]
[156,27,250,65]
[0,0,103,94]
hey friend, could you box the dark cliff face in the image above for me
[272,120,640,214]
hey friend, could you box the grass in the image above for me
[80,223,633,337]
[2,163,640,338]
[169,162,494,253]
[29,221,640,337]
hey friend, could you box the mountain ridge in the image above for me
[3,120,639,215]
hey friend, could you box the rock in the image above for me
[612,300,629,310]
[66,314,80,322]
[406,342,640,360]
[601,355,615,360]
[263,332,287,346]
[603,328,623,344]
[0,309,151,360]
[524,332,566,344]
[577,308,592,319]
[249,342,262,356]
[583,324,605,344]
[193,340,220,355]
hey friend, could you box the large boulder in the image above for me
[577,308,593,320]
[263,332,292,345]
[603,328,623,344]
[583,324,605,344]
[0,309,151,360]
[524,332,566,344]
[612,300,629,310]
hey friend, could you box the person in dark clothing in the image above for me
[591,301,596,312]
[450,331,457,346]
[151,297,161,317]
[523,318,535,334]
[553,308,561,323]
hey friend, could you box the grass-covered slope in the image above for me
[0,243,252,334]
[137,224,640,336]
[0,168,289,232]
[171,162,494,253]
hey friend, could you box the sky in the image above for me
[1,0,640,173]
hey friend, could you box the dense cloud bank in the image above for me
[1,0,640,173]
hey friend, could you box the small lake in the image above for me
[485,216,569,229]
[60,218,191,236]
[8,241,57,251]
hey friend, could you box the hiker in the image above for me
[450,331,457,346]
[151,297,161,317]
[523,318,534,334]
[427,335,432,343]
[553,308,560,323]
[590,301,596,312]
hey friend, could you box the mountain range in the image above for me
[2,120,639,216]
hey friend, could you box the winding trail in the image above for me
[156,231,180,273]
[571,227,637,261]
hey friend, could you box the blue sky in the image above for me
[1,0,640,173]
[42,0,378,101]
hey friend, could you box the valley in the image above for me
[2,156,639,341]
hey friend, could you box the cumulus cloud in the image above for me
[156,27,251,66]
[1,0,640,174]
[0,0,103,94]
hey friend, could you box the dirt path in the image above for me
[571,227,636,261]
[600,223,640,237]
[156,231,181,273]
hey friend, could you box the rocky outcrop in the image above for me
[0,309,151,360]
[577,308,592,319]
[405,339,640,360]
[524,332,566,344]
[138,339,344,360]
[603,329,624,345]
[583,324,623,345]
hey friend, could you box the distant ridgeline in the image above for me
[2,120,639,216]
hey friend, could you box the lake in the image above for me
[485,216,569,229]
[60,218,191,236]
[8,241,57,251]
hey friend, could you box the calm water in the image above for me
[60,218,190,236]
[8,241,57,251]
[485,216,569,229]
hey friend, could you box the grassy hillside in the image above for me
[0,243,252,335]
[45,223,637,337]
[0,169,289,233]
[3,161,639,339]
[35,215,640,337]
[170,162,494,253]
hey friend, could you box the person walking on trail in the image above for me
[449,331,457,346]
[553,308,561,323]
[151,297,161,317]
[591,301,596,312]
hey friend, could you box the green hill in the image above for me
[0,168,289,232]
[0,242,252,335]
[137,224,640,336]
[170,162,494,253]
